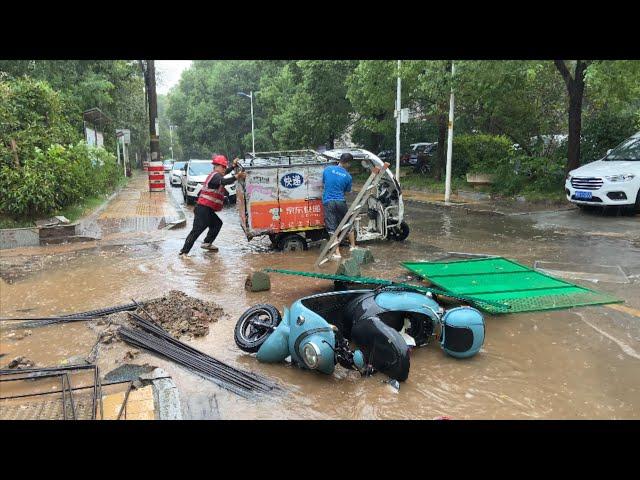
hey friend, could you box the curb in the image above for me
[74,180,130,240]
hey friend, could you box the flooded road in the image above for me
[1,181,639,419]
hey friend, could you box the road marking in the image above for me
[606,303,640,318]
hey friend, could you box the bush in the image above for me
[452,134,515,176]
[494,155,565,196]
[0,77,79,168]
[0,142,121,218]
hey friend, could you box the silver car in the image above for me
[169,161,186,187]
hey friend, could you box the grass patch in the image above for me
[517,189,566,203]
[0,216,35,229]
[353,167,566,203]
[398,173,468,193]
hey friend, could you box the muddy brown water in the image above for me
[1,186,639,419]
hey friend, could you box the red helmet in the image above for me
[212,155,228,168]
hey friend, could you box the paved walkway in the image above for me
[99,173,178,220]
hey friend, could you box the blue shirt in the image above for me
[322,165,352,204]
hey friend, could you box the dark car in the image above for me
[401,142,437,173]
[377,150,396,163]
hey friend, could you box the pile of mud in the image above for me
[135,290,227,339]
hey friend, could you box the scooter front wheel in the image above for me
[234,304,282,353]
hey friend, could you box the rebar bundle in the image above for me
[2,302,141,328]
[119,313,284,399]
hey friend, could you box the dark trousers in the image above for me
[180,204,223,254]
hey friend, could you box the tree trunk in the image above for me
[10,139,20,167]
[554,60,589,173]
[433,112,448,181]
[328,133,335,150]
[567,90,583,172]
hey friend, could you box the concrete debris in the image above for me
[59,355,89,366]
[6,356,36,369]
[123,350,140,361]
[336,257,361,278]
[350,247,374,265]
[99,327,120,344]
[104,363,156,383]
[245,271,271,292]
[137,290,227,339]
[6,330,32,341]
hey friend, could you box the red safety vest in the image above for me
[197,172,226,211]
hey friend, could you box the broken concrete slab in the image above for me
[104,363,155,383]
[245,271,271,292]
[34,216,70,228]
[141,367,182,420]
[336,257,361,278]
[350,247,374,265]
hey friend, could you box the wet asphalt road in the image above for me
[0,180,638,419]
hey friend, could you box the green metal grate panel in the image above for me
[402,257,623,314]
[263,268,512,313]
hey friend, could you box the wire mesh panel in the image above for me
[402,257,623,314]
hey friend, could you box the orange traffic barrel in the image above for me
[148,161,165,192]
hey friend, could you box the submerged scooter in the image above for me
[234,286,485,382]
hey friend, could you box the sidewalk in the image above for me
[97,173,180,221]
[77,172,186,239]
[1,172,186,254]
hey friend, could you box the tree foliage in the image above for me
[0,60,148,159]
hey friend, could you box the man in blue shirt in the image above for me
[322,152,357,259]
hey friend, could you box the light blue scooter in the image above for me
[234,286,485,382]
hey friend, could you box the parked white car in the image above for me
[565,131,640,212]
[169,161,186,186]
[181,159,236,205]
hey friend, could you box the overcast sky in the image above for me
[155,60,192,95]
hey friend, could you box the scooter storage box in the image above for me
[440,307,485,358]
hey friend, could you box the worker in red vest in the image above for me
[179,154,246,256]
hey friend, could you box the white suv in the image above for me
[565,132,640,213]
[181,159,236,205]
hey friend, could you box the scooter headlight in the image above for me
[302,342,321,369]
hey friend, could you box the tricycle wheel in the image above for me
[278,233,307,252]
[234,304,282,353]
[388,221,410,241]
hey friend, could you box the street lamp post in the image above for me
[444,61,455,204]
[237,91,255,156]
[395,60,402,180]
[169,125,176,160]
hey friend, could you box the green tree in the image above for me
[0,60,148,165]
[258,61,357,149]
[167,60,285,159]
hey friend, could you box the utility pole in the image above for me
[237,91,256,156]
[142,60,165,192]
[395,60,401,180]
[444,61,455,204]
[250,91,255,157]
[169,125,175,160]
